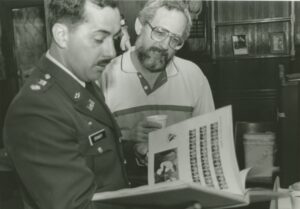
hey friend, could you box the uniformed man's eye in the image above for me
[94,38,104,44]
[93,34,106,44]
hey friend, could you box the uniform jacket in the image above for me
[3,55,129,209]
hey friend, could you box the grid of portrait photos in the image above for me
[199,125,214,187]
[189,129,201,183]
[210,122,228,189]
[188,122,229,190]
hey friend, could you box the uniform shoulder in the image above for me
[10,69,62,113]
[6,73,65,127]
[22,69,54,94]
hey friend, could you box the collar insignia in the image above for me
[87,99,95,111]
[30,84,41,91]
[38,79,47,86]
[44,74,51,80]
[74,92,81,100]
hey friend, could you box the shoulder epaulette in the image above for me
[29,73,53,93]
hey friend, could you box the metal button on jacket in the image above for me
[97,147,104,154]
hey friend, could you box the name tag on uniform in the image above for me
[89,129,106,146]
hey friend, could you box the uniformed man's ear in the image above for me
[135,18,142,35]
[52,23,69,48]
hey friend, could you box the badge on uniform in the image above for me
[74,92,81,100]
[86,99,95,111]
[38,79,47,86]
[30,84,41,91]
[88,129,106,146]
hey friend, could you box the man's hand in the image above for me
[130,119,161,166]
[134,142,148,166]
[130,119,162,143]
[134,142,148,156]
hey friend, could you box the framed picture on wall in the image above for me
[270,32,286,54]
[232,35,248,55]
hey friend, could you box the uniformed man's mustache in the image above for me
[97,59,112,67]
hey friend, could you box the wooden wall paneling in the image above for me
[217,22,291,58]
[214,1,292,59]
[0,0,45,145]
[0,17,5,81]
[43,0,50,47]
[295,1,300,45]
[215,57,289,122]
[215,1,289,23]
[231,90,278,121]
[0,4,19,146]
[290,1,295,56]
[218,93,278,122]
[217,59,283,90]
[216,26,233,57]
[216,22,290,58]
[279,81,300,187]
[256,23,266,55]
[0,4,18,79]
[258,22,289,55]
[211,0,216,59]
[11,6,47,85]
[216,89,278,122]
[248,24,256,54]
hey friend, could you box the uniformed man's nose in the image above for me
[103,38,117,59]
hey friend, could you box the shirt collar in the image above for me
[46,51,86,87]
[121,48,178,77]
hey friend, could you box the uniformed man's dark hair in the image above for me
[48,0,117,35]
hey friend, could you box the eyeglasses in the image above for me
[146,21,184,50]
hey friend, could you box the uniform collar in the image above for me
[46,51,86,87]
[36,55,118,130]
[120,48,179,77]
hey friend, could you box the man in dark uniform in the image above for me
[3,0,130,208]
[2,0,203,208]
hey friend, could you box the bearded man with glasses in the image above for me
[101,0,215,187]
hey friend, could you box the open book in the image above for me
[93,106,286,208]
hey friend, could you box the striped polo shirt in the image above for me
[101,49,215,140]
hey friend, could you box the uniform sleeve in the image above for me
[3,96,96,209]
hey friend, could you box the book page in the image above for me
[148,106,244,195]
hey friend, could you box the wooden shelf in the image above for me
[216,17,291,27]
[215,54,292,60]
[211,1,295,59]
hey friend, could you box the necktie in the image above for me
[86,82,122,137]
[85,82,105,101]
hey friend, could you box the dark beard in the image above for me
[137,46,171,73]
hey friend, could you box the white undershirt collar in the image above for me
[46,51,85,87]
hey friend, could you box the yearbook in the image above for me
[93,106,286,208]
